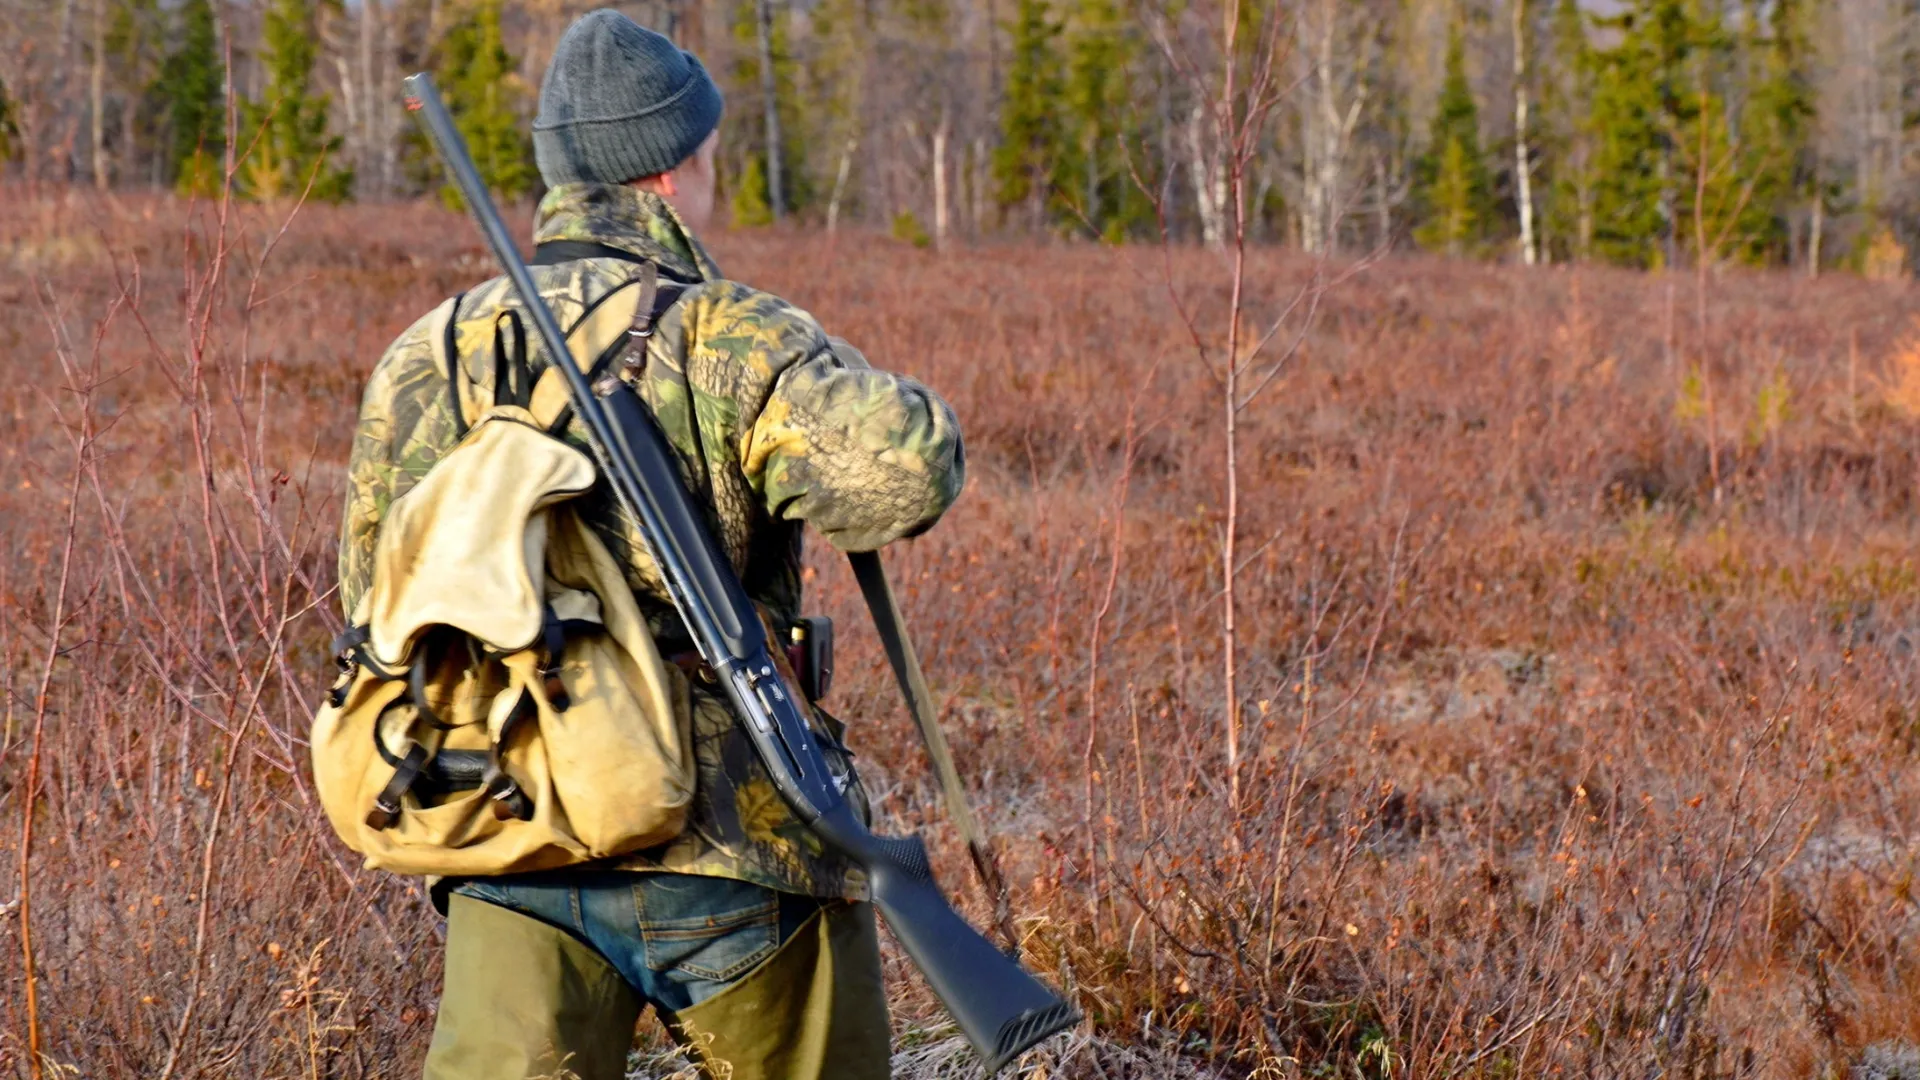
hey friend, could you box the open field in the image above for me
[8,190,1920,1078]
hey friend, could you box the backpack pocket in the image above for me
[313,412,695,877]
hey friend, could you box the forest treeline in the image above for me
[0,0,1911,274]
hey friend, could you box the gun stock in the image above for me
[402,73,1077,1073]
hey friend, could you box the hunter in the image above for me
[339,10,965,1078]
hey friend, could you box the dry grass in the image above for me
[7,187,1920,1078]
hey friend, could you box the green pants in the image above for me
[425,889,891,1080]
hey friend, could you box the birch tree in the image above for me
[1513,0,1537,263]
[1294,0,1377,255]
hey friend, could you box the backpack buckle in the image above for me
[484,767,534,822]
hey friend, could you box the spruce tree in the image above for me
[732,155,775,227]
[1539,0,1599,260]
[0,77,16,164]
[1413,22,1493,255]
[1735,0,1815,263]
[156,0,224,194]
[438,0,533,204]
[1061,0,1148,238]
[1586,0,1707,267]
[993,0,1065,225]
[240,0,351,201]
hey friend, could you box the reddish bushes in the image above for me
[5,189,1920,1078]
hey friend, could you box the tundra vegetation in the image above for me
[10,1,1920,1079]
[7,182,1920,1077]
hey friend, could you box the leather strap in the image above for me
[442,292,469,438]
[539,607,571,712]
[366,741,428,830]
[848,550,1019,955]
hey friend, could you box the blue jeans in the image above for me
[451,870,822,1012]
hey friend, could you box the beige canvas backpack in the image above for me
[313,275,695,876]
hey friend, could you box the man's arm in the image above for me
[658,280,965,553]
[744,347,966,551]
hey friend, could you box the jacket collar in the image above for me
[532,183,722,284]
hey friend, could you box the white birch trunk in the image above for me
[89,0,105,189]
[1300,0,1359,256]
[1513,0,1536,265]
[56,0,75,182]
[755,0,784,220]
[1808,188,1823,279]
[356,0,378,198]
[1188,103,1223,248]
[826,138,855,235]
[933,108,950,251]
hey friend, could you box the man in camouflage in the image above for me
[340,11,964,1078]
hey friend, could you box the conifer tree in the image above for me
[1539,0,1599,260]
[156,0,223,194]
[1735,0,1815,263]
[240,0,351,201]
[1663,1,1745,267]
[0,77,16,164]
[1061,0,1148,238]
[994,0,1065,225]
[732,155,775,227]
[438,0,533,204]
[1586,0,1703,267]
[1413,22,1492,255]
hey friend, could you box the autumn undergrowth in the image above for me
[6,188,1920,1078]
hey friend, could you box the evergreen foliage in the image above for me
[240,0,351,201]
[993,0,1065,220]
[1583,0,1709,267]
[1537,0,1599,260]
[732,154,775,227]
[803,0,868,220]
[157,0,224,195]
[1413,22,1493,255]
[1060,0,1149,238]
[0,77,16,164]
[0,0,1907,271]
[438,0,534,205]
[1735,0,1816,263]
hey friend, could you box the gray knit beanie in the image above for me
[533,10,724,187]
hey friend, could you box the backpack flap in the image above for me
[365,408,595,666]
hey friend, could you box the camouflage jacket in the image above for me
[339,184,966,899]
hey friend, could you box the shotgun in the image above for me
[403,73,1076,1073]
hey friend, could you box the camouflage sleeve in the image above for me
[338,312,463,618]
[736,326,966,553]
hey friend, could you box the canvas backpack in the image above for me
[312,268,696,877]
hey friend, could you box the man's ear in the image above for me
[659,172,679,197]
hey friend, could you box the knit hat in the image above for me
[533,10,724,187]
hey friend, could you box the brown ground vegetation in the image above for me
[6,190,1920,1079]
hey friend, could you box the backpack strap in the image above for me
[364,740,428,830]
[423,293,470,439]
[525,262,688,434]
[492,309,532,408]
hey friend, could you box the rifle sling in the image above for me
[848,550,1019,955]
